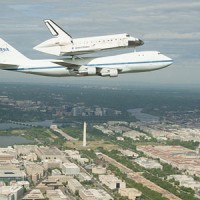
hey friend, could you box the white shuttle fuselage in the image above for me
[34,20,144,56]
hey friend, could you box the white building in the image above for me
[65,150,89,164]
[48,175,72,183]
[68,179,84,194]
[26,153,38,161]
[123,130,151,141]
[0,147,17,161]
[107,121,129,126]
[52,169,62,176]
[99,175,126,190]
[168,175,200,190]
[10,181,30,190]
[62,162,80,175]
[92,166,106,175]
[119,188,142,200]
[116,137,124,141]
[35,146,65,161]
[0,169,26,182]
[43,159,62,170]
[24,161,45,183]
[23,189,44,200]
[78,172,92,182]
[79,189,113,200]
[14,145,37,156]
[46,189,69,200]
[0,186,24,200]
[119,149,139,158]
[65,150,80,159]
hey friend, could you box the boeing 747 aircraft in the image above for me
[0,38,173,77]
[34,20,144,56]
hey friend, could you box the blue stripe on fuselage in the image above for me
[4,60,173,71]
[86,60,173,66]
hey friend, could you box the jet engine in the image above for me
[100,68,118,77]
[78,66,96,75]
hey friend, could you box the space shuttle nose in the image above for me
[128,38,144,47]
[139,39,144,46]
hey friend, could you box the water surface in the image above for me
[0,135,34,147]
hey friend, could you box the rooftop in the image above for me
[37,146,63,156]
[23,189,44,200]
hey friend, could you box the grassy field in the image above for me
[65,140,118,151]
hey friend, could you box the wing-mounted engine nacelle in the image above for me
[78,66,97,75]
[100,68,118,77]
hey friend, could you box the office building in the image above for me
[99,175,126,190]
[62,162,80,175]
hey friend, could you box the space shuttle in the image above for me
[34,20,144,56]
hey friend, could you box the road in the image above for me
[50,125,78,141]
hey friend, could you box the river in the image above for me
[0,120,53,147]
[0,135,34,147]
[127,108,159,122]
[0,120,53,130]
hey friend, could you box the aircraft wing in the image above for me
[52,61,80,68]
[52,59,120,77]
[0,63,18,69]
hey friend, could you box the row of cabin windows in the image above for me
[76,38,125,45]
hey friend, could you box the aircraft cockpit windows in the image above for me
[126,34,130,37]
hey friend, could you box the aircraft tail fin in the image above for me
[0,38,29,67]
[44,19,73,42]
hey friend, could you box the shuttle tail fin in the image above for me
[33,20,73,55]
[0,38,29,67]
[44,19,73,42]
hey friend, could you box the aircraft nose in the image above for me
[163,55,174,67]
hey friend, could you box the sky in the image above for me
[0,0,200,87]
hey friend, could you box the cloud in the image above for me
[135,1,200,12]
[144,31,200,40]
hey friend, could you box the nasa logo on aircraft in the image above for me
[0,47,9,52]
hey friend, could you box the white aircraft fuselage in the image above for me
[2,50,173,77]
